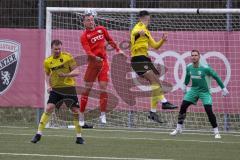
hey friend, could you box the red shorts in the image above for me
[84,60,109,82]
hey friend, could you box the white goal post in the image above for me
[46,7,240,57]
[45,7,240,132]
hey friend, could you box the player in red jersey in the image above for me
[79,13,124,126]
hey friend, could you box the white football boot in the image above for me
[170,128,182,136]
[214,133,221,139]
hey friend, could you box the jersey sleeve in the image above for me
[44,60,50,76]
[184,65,191,85]
[80,33,95,57]
[102,26,120,52]
[148,31,165,49]
[205,66,225,89]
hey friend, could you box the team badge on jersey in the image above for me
[0,40,21,95]
[86,34,91,39]
[97,29,103,34]
[198,71,202,75]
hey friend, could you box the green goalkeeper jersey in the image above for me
[184,63,225,92]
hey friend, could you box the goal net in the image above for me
[46,8,240,132]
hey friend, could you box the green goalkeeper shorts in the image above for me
[183,89,212,105]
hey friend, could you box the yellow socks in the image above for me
[73,114,82,136]
[37,112,50,133]
[150,84,166,112]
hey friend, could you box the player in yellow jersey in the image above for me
[31,39,84,144]
[131,10,178,123]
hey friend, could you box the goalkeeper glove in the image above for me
[182,84,187,94]
[222,87,229,97]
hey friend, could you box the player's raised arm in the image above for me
[102,26,122,53]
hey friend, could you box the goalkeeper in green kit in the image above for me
[170,50,229,139]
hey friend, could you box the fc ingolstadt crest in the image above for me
[0,40,21,95]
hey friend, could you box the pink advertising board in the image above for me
[0,29,239,113]
[0,29,45,108]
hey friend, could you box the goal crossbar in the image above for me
[46,7,240,14]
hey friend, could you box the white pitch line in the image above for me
[0,152,173,160]
[85,135,239,144]
[0,125,29,129]
[89,128,240,137]
[2,125,240,137]
[1,125,240,136]
[0,132,240,144]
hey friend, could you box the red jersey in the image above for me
[81,26,120,61]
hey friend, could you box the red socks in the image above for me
[80,92,89,113]
[80,92,108,112]
[100,92,108,112]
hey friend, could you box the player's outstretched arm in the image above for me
[206,66,229,96]
[149,32,167,49]
[206,66,224,88]
[102,26,121,52]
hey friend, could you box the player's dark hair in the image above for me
[138,10,150,18]
[51,39,62,47]
[191,49,200,55]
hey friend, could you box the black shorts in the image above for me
[131,55,159,76]
[47,87,79,108]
